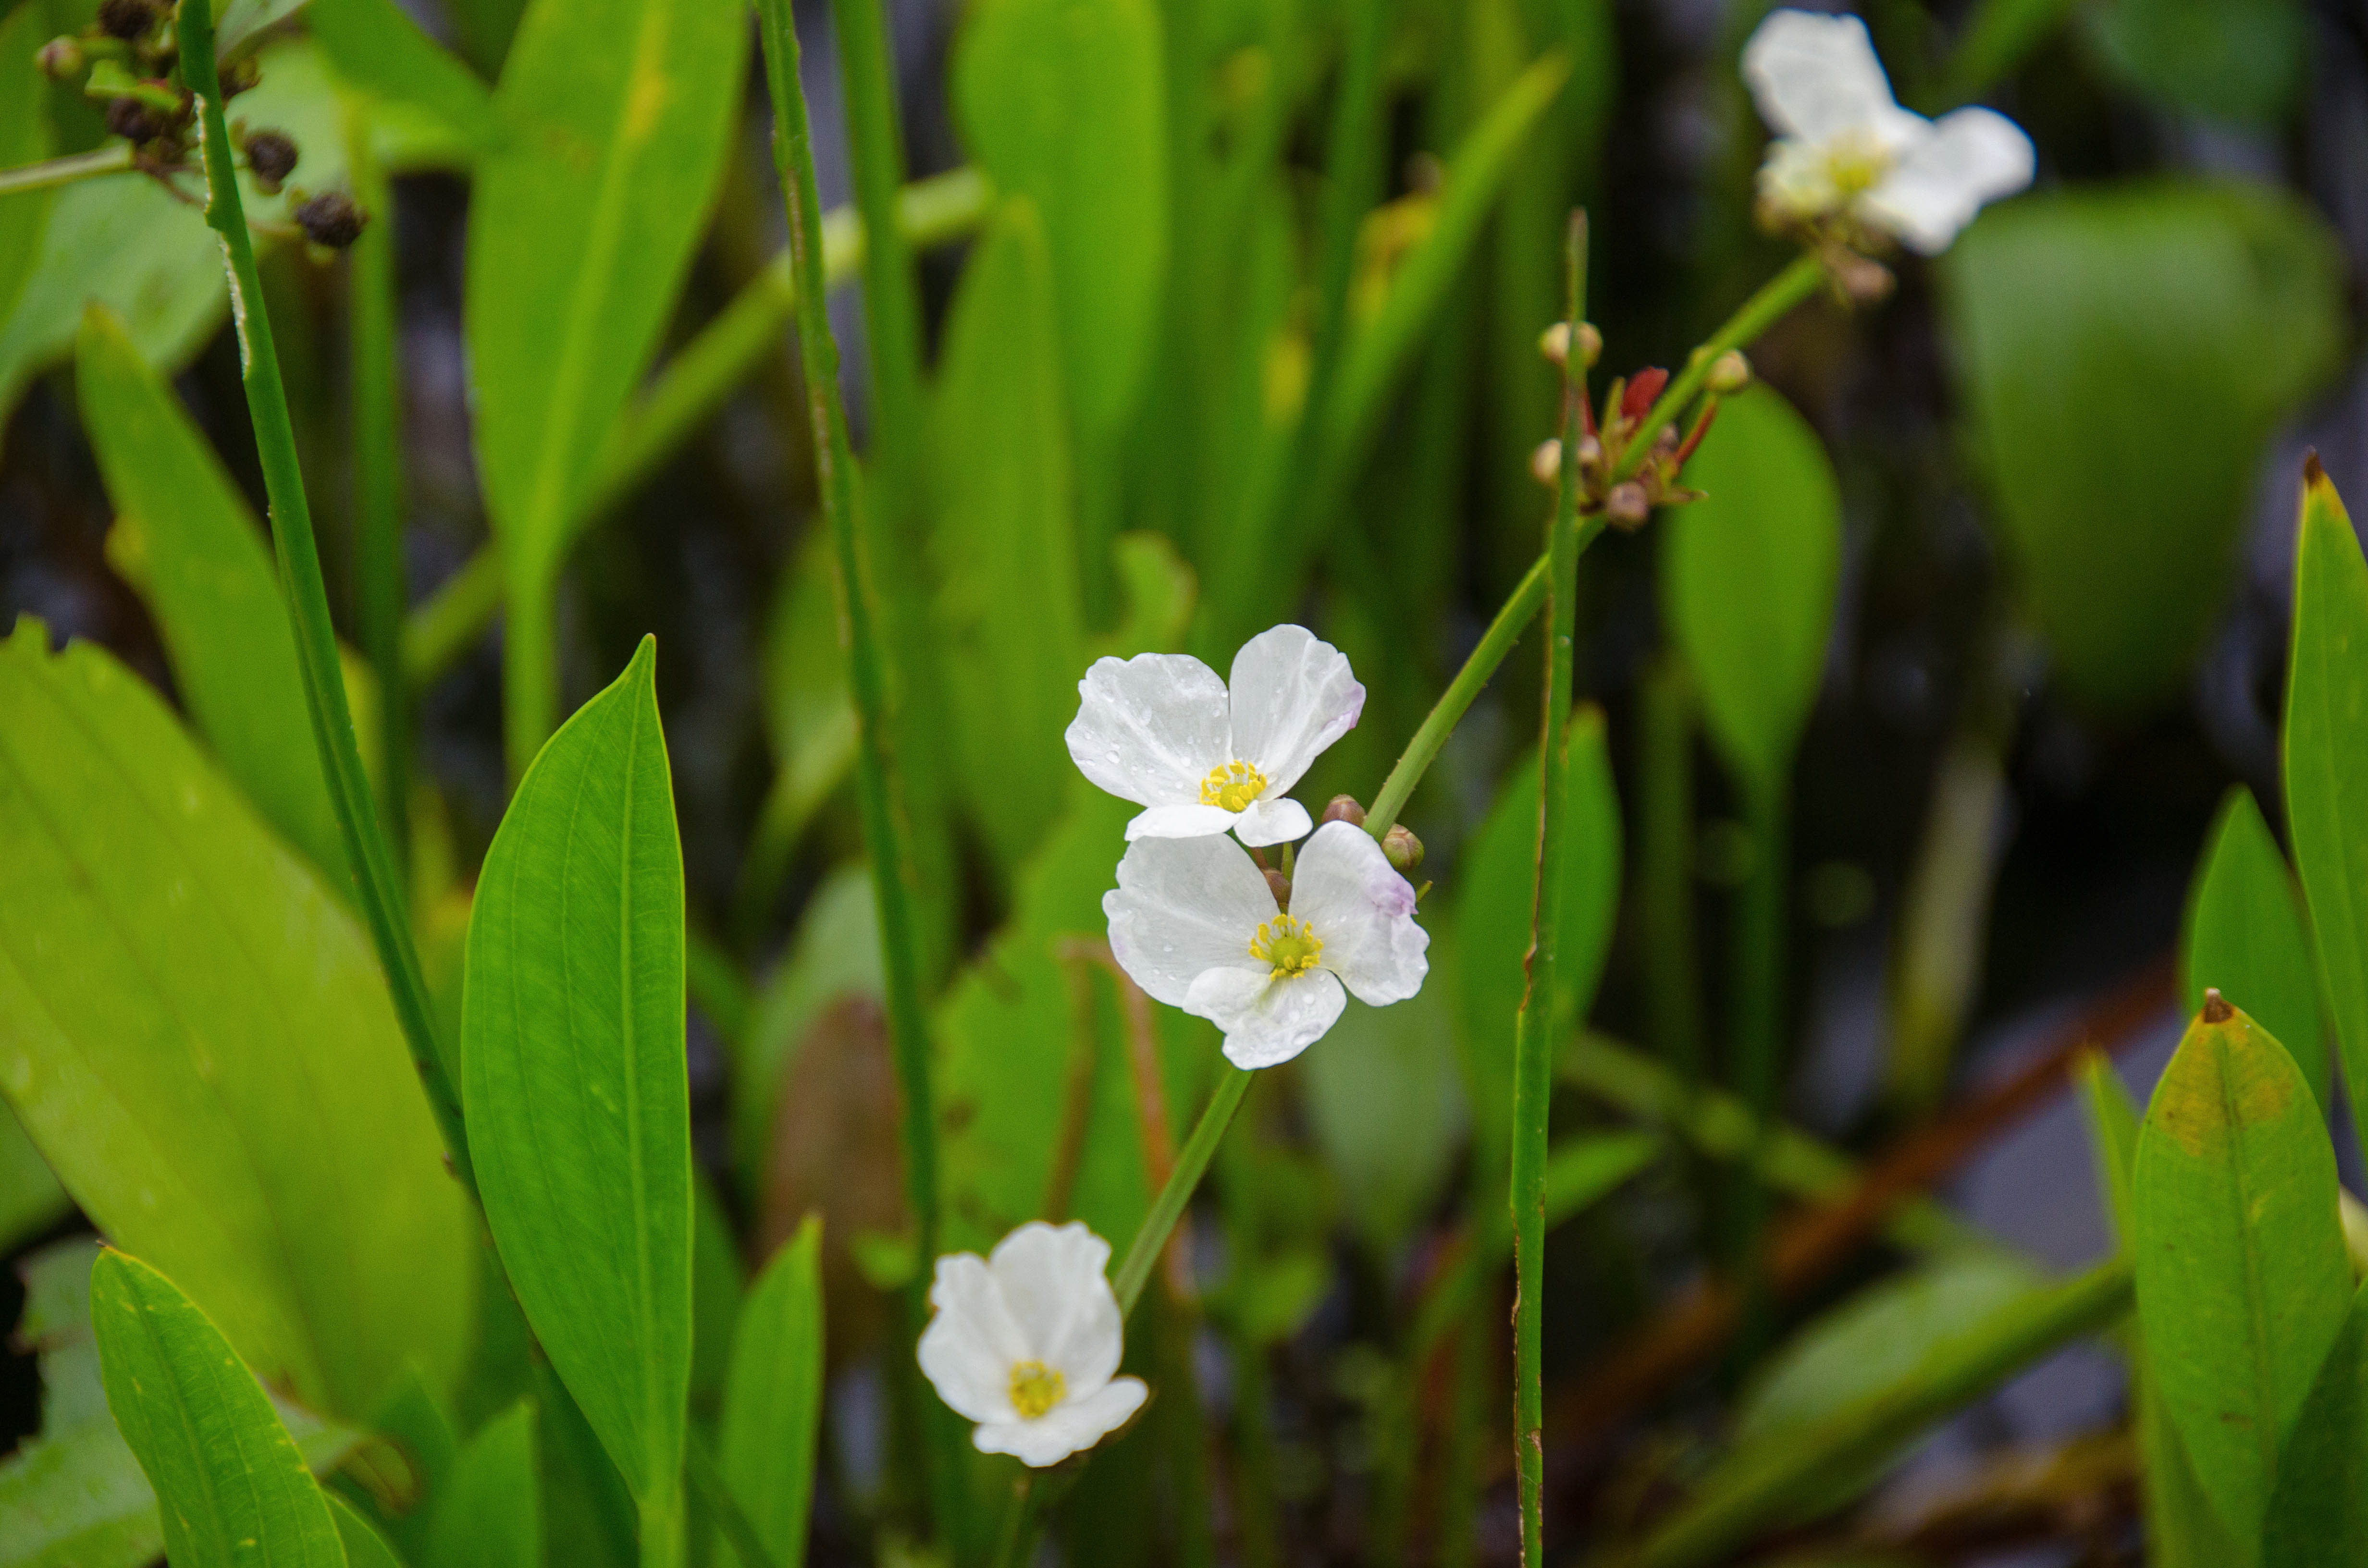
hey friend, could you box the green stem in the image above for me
[752,0,954,1548]
[176,0,470,1188]
[1611,252,1825,485]
[1638,653,1703,1082]
[1365,551,1544,835]
[638,1481,684,1568]
[1512,212,1590,1568]
[346,109,407,869]
[988,1470,1036,1568]
[1113,1066,1252,1318]
[398,170,990,690]
[0,143,132,195]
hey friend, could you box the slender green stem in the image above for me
[177,0,470,1188]
[1511,212,1590,1568]
[989,1471,1036,1568]
[0,143,132,195]
[638,1481,685,1568]
[398,170,991,691]
[1611,252,1825,485]
[346,109,408,868]
[1113,1066,1251,1318]
[1366,552,1544,835]
[1638,653,1704,1081]
[752,2,954,1549]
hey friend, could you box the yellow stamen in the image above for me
[1009,1360,1065,1421]
[1822,130,1894,197]
[1198,760,1268,813]
[1249,914,1323,979]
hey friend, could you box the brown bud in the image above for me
[1262,867,1292,909]
[244,130,297,192]
[96,0,158,38]
[2202,987,2233,1024]
[1605,482,1650,529]
[1319,795,1366,829]
[1529,438,1562,488]
[1381,824,1423,873]
[104,96,161,143]
[296,191,367,249]
[1706,350,1752,394]
[36,37,83,80]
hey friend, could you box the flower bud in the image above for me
[244,129,297,193]
[1830,251,1895,305]
[104,96,161,143]
[1605,482,1650,529]
[295,191,366,249]
[1262,867,1293,909]
[1576,434,1603,471]
[1620,367,1668,422]
[1575,321,1603,367]
[37,37,84,80]
[1706,350,1752,394]
[1319,795,1366,829]
[96,0,158,38]
[1381,824,1423,873]
[1538,321,1571,367]
[1529,438,1562,488]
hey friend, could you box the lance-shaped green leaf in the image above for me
[463,637,691,1525]
[0,625,472,1417]
[1664,385,1842,794]
[0,0,54,340]
[2134,999,2352,1558]
[2286,463,2368,1164]
[74,306,350,891]
[91,1250,346,1568]
[2263,1280,2368,1568]
[428,1402,541,1568]
[465,0,746,767]
[718,1217,824,1568]
[329,1494,406,1568]
[309,0,499,152]
[2183,785,2328,1114]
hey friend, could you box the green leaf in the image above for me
[74,305,350,891]
[1946,181,2344,712]
[328,1494,407,1568]
[1664,385,1841,792]
[1454,707,1624,1172]
[90,1250,346,1568]
[2081,0,2304,124]
[718,1217,824,1568]
[1302,978,1466,1257]
[929,197,1086,875]
[954,0,1167,454]
[0,1103,67,1259]
[429,1402,541,1568]
[0,625,472,1417]
[2183,786,2328,1115]
[308,0,499,152]
[735,865,883,1193]
[464,0,746,760]
[691,1176,745,1413]
[463,637,691,1515]
[2285,466,2368,1169]
[2134,1000,2352,1558]
[2264,1281,2368,1568]
[0,0,57,340]
[217,0,315,61]
[441,0,529,77]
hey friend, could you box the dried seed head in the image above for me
[1538,321,1572,367]
[244,130,297,192]
[1381,824,1424,873]
[104,96,161,143]
[1706,350,1752,394]
[296,191,366,249]
[1319,795,1366,829]
[1606,482,1651,529]
[96,0,158,39]
[37,37,84,80]
[2202,987,2233,1024]
[1530,439,1563,488]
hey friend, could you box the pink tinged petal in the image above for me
[1288,821,1430,1007]
[1231,795,1312,848]
[1067,653,1232,807]
[1105,834,1277,1007]
[987,1222,1125,1393]
[972,1377,1149,1468]
[1862,107,2034,254]
[1225,625,1366,796]
[1126,802,1243,841]
[1186,967,1348,1069]
[1740,9,1921,147]
[918,1254,1028,1424]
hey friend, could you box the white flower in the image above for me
[1742,9,2034,255]
[916,1222,1149,1468]
[1066,624,1365,848]
[1105,821,1429,1069]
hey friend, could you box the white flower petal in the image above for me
[1741,9,1921,148]
[917,1254,1028,1424]
[1105,834,1275,1007]
[1067,653,1232,808]
[1289,821,1430,1007]
[1232,796,1312,848]
[1225,625,1366,796]
[988,1222,1123,1393]
[1187,967,1348,1069]
[972,1377,1148,1467]
[1862,107,2034,254]
[1126,803,1243,841]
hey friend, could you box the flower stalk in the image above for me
[346,105,408,866]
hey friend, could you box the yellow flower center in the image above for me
[1249,914,1323,979]
[1009,1360,1065,1421]
[1822,131,1894,197]
[1198,760,1268,813]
